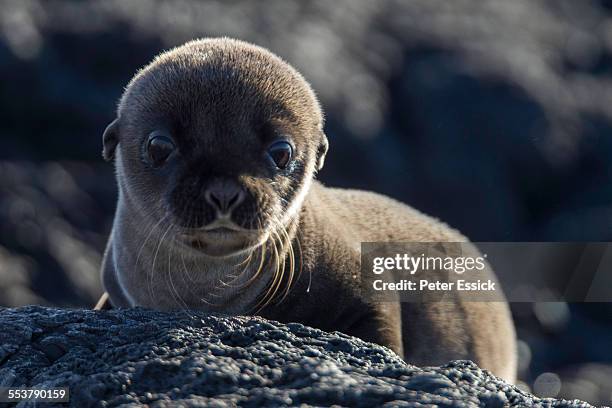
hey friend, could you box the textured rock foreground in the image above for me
[0,307,592,407]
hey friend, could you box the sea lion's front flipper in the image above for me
[93,292,112,310]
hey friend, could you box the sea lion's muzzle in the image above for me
[176,215,267,257]
[203,180,246,216]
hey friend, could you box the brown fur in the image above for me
[101,38,516,383]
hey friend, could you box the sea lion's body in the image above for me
[101,38,516,383]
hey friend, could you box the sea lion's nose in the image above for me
[204,181,245,215]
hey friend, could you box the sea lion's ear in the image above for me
[102,118,120,162]
[316,133,329,171]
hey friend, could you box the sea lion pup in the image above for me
[100,38,517,382]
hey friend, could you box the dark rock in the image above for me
[0,306,594,407]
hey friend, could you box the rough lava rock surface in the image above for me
[0,307,593,407]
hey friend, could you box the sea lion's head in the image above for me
[102,38,327,257]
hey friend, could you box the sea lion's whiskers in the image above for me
[277,222,295,303]
[294,233,308,293]
[238,234,267,291]
[250,230,279,313]
[235,251,254,267]
[253,228,285,313]
[220,251,255,286]
[135,214,169,271]
[207,272,227,299]
[175,220,218,306]
[212,249,257,306]
[225,217,269,290]
[180,246,197,284]
[177,212,225,307]
[269,215,296,303]
[267,228,288,305]
[179,249,217,307]
[166,232,178,310]
[168,225,193,315]
[150,222,173,306]
[180,213,201,285]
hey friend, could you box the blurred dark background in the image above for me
[0,0,611,404]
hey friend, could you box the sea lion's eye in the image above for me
[146,131,175,167]
[267,141,293,169]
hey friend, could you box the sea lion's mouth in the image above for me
[178,233,245,256]
[179,230,241,246]
[204,227,237,234]
[201,218,248,232]
[178,219,246,240]
[176,224,266,257]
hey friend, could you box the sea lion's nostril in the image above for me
[227,190,245,211]
[204,184,245,214]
